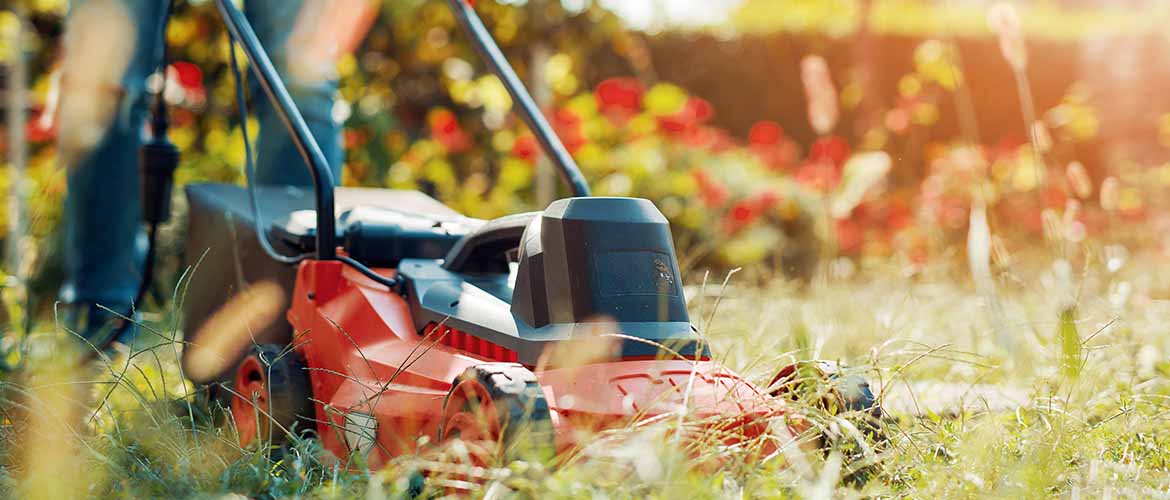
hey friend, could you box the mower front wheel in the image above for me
[769,360,881,418]
[439,363,555,464]
[229,344,314,448]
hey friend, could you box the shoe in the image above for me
[59,302,138,358]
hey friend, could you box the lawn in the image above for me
[2,248,1167,498]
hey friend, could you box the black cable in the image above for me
[226,33,401,291]
[227,34,310,265]
[338,255,402,291]
[135,0,175,307]
[101,0,177,352]
[132,223,160,312]
[149,0,175,140]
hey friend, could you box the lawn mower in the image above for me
[141,0,880,468]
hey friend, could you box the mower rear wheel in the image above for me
[230,344,314,448]
[440,363,555,464]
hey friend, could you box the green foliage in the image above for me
[2,0,826,281]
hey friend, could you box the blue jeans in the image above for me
[59,0,342,311]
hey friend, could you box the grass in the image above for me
[2,246,1170,498]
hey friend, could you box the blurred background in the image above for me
[2,0,1169,314]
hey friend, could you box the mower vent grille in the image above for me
[424,322,520,363]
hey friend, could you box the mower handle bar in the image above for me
[445,0,591,198]
[214,0,594,260]
[215,0,338,259]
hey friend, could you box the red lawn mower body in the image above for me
[187,188,798,466]
[283,260,786,467]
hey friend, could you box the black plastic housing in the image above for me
[182,183,473,381]
[401,196,704,365]
[512,197,688,328]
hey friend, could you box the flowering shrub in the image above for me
[387,77,829,273]
[5,0,1170,287]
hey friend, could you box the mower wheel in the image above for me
[771,361,885,485]
[230,344,314,448]
[440,363,555,464]
[769,360,882,419]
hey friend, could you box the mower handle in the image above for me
[215,0,338,260]
[212,0,593,260]
[446,0,592,198]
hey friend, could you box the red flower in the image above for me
[729,190,782,233]
[169,61,204,92]
[747,121,801,170]
[692,169,729,208]
[552,108,586,154]
[721,189,782,234]
[850,201,873,222]
[795,161,841,192]
[655,97,716,141]
[748,121,784,147]
[559,131,587,154]
[750,189,781,210]
[753,141,800,171]
[554,107,581,129]
[686,97,714,123]
[705,127,737,152]
[657,114,691,137]
[344,129,368,149]
[936,195,968,229]
[906,238,929,265]
[723,200,759,234]
[595,77,644,120]
[1043,185,1067,210]
[885,199,913,232]
[428,109,470,153]
[512,133,539,162]
[989,137,1026,162]
[656,97,713,140]
[732,203,755,222]
[836,219,864,255]
[680,126,712,148]
[808,135,850,168]
[26,108,56,143]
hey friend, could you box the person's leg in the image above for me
[244,0,343,187]
[58,0,165,346]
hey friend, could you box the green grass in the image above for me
[2,249,1170,498]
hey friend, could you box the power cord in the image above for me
[226,33,402,292]
[97,0,179,353]
[133,0,178,313]
[227,35,311,264]
[339,255,403,291]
